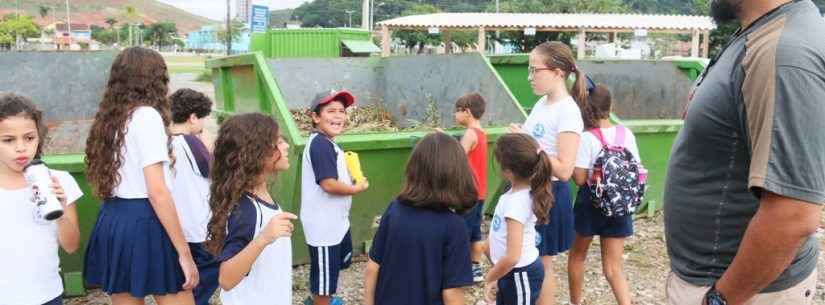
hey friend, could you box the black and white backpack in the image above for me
[587,126,646,217]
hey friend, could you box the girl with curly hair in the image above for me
[205,113,296,305]
[83,47,198,305]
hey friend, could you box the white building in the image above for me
[236,0,251,23]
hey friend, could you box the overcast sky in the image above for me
[159,0,310,21]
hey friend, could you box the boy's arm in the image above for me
[363,259,380,305]
[460,129,478,153]
[319,178,368,195]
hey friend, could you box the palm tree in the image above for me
[38,4,52,40]
[124,5,138,46]
[105,17,119,44]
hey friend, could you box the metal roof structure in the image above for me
[377,13,716,32]
[376,13,716,58]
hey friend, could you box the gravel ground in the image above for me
[65,211,825,305]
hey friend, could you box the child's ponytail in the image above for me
[530,151,554,225]
[494,133,555,224]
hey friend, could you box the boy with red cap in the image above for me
[300,90,369,305]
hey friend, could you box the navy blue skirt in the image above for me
[83,197,185,297]
[573,187,634,238]
[535,181,574,256]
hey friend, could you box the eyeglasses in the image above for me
[528,66,553,75]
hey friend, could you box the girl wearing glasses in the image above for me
[507,41,587,305]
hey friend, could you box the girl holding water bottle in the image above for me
[0,93,82,305]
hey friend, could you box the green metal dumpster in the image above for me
[0,51,118,296]
[250,28,380,58]
[488,54,706,118]
[207,52,525,264]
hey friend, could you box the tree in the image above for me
[145,21,178,49]
[123,5,140,46]
[216,18,245,47]
[0,14,40,49]
[105,17,120,44]
[38,4,52,39]
[38,4,51,19]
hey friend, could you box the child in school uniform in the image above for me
[483,133,554,305]
[300,90,369,305]
[204,113,297,305]
[169,88,217,305]
[453,92,488,282]
[511,41,587,305]
[0,93,82,305]
[363,132,476,305]
[568,85,639,305]
[83,47,198,305]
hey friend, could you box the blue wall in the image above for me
[186,25,249,53]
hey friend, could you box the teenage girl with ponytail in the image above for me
[508,41,588,305]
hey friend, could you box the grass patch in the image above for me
[195,70,213,82]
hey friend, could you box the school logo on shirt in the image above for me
[492,215,502,232]
[532,124,546,138]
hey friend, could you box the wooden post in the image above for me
[691,29,700,57]
[477,26,486,55]
[577,28,586,59]
[701,30,710,58]
[381,24,390,57]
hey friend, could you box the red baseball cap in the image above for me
[311,89,355,111]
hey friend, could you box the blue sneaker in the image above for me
[304,296,345,305]
[472,263,484,283]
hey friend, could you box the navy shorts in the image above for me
[573,187,634,238]
[43,295,62,305]
[463,201,485,243]
[308,230,353,296]
[535,181,575,256]
[497,259,544,305]
[189,242,219,305]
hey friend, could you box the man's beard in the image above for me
[709,0,743,24]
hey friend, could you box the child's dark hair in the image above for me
[0,92,46,158]
[583,84,612,129]
[533,42,590,126]
[455,92,486,119]
[85,47,172,199]
[206,113,282,255]
[494,134,553,224]
[398,132,478,214]
[170,88,213,124]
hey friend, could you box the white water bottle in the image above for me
[23,160,64,221]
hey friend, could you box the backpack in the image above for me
[587,126,646,217]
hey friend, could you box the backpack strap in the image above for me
[589,128,609,148]
[614,125,626,147]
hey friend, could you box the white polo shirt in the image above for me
[299,132,353,247]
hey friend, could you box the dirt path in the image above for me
[65,212,825,305]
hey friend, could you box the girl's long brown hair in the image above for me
[533,41,591,128]
[206,113,281,255]
[494,134,554,224]
[85,47,171,198]
[398,132,478,215]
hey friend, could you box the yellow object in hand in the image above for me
[344,151,365,184]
